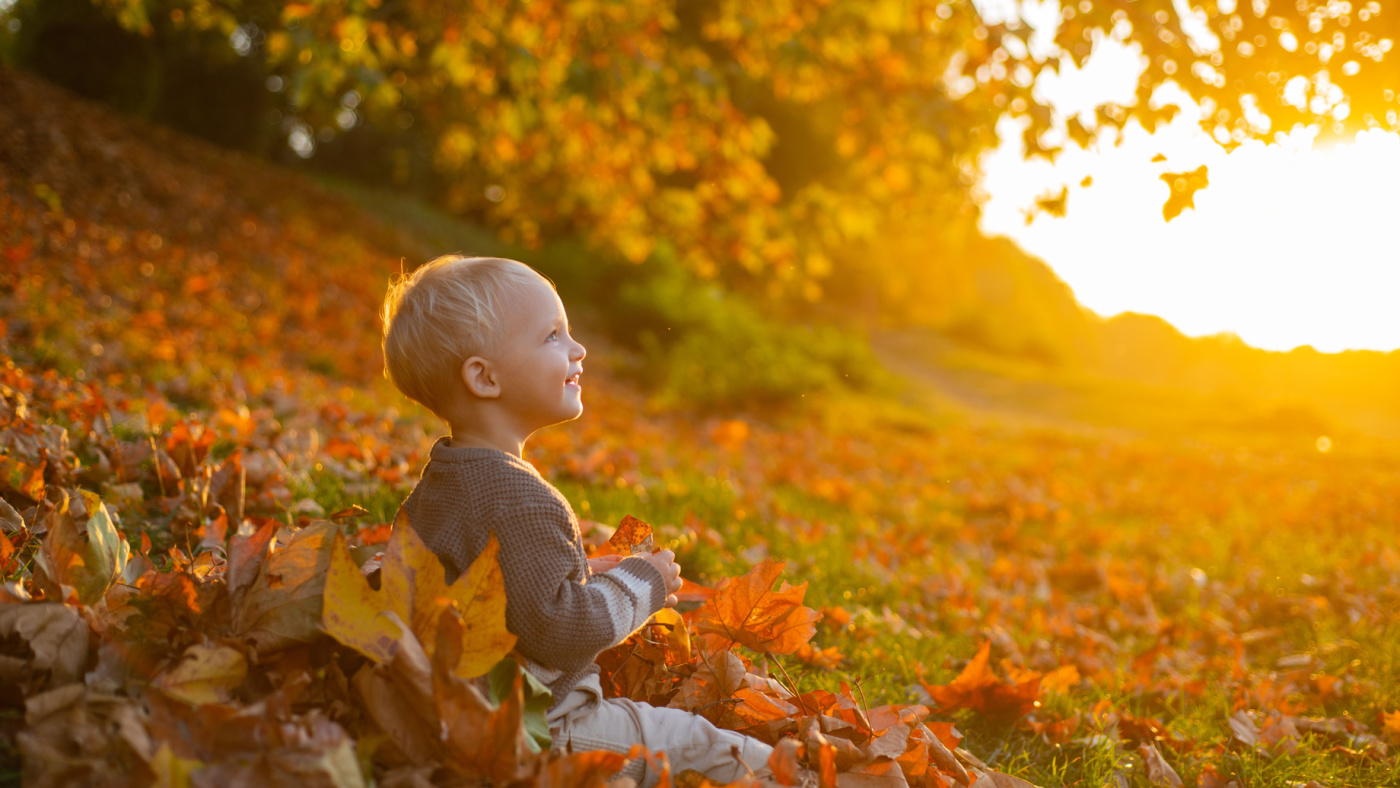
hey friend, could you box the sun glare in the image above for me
[979,45,1400,354]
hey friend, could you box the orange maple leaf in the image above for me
[694,559,820,655]
[606,514,656,556]
[921,641,1041,718]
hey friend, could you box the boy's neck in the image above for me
[447,425,527,458]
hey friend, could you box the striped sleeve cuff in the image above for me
[591,557,668,641]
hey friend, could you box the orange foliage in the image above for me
[920,642,1042,719]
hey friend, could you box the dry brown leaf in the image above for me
[1227,710,1259,749]
[534,750,630,788]
[840,757,908,788]
[0,602,90,688]
[150,643,248,706]
[669,647,746,715]
[864,720,911,760]
[433,611,537,783]
[234,520,338,654]
[16,684,161,788]
[918,724,971,786]
[227,519,276,605]
[967,768,1043,788]
[1137,742,1182,787]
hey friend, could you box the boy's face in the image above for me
[488,276,587,430]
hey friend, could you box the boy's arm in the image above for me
[493,501,668,665]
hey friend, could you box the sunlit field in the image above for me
[3,63,1399,788]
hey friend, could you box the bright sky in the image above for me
[976,34,1400,353]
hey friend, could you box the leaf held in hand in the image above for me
[606,514,655,556]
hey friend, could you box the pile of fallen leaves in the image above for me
[0,355,1040,787]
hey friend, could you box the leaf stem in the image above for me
[770,655,812,716]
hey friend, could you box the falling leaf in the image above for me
[1024,186,1068,225]
[694,559,820,655]
[1160,165,1208,221]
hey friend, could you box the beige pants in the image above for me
[548,674,774,787]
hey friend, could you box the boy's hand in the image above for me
[642,549,684,608]
[587,554,626,574]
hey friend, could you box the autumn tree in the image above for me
[9,0,1395,296]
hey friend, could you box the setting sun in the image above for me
[980,47,1400,354]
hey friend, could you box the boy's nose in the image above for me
[571,340,586,361]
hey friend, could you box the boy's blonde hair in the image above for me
[381,255,550,416]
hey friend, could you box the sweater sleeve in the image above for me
[492,499,668,668]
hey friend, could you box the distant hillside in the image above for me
[850,222,1400,440]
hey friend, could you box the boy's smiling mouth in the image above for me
[565,371,582,388]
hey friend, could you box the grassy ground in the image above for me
[289,373,1400,787]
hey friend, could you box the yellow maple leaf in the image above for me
[323,511,516,679]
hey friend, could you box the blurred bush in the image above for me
[604,253,891,412]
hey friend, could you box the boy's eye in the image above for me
[547,330,558,340]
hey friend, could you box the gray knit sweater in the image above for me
[399,437,667,705]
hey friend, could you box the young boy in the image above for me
[380,255,774,786]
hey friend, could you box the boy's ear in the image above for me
[460,357,500,399]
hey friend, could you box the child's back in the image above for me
[401,439,663,701]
